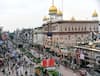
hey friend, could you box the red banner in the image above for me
[48,58,55,67]
[42,59,47,68]
[41,58,55,67]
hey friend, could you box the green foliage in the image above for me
[35,66,43,70]
[9,33,14,40]
[20,48,27,52]
[20,48,41,64]
[25,52,33,58]
[33,57,41,63]
[48,70,59,76]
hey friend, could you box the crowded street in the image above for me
[0,0,100,76]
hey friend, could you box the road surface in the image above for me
[58,65,79,76]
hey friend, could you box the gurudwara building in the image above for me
[35,0,99,49]
[34,1,99,51]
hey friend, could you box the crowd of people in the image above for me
[0,32,34,76]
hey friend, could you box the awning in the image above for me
[73,46,100,53]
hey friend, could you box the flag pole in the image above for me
[61,0,63,19]
[52,0,54,5]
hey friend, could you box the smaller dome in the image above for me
[70,16,75,21]
[92,10,98,17]
[49,5,57,14]
[43,16,49,21]
[57,10,63,16]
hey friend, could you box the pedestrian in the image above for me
[9,71,11,75]
[15,64,19,76]
[11,63,15,74]
[2,68,5,74]
[25,70,28,76]
[80,52,85,68]
[71,56,77,70]
[44,69,49,76]
[20,65,24,76]
[59,72,63,76]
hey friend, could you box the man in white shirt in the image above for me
[80,53,85,60]
[80,52,85,68]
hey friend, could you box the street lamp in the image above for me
[47,21,53,52]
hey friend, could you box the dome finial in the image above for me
[52,0,54,5]
[49,0,57,15]
[49,5,57,15]
[71,16,75,21]
[57,9,63,16]
[92,10,98,17]
[43,16,49,21]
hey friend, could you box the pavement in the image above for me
[58,65,79,76]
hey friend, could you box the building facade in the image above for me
[42,20,99,49]
[14,29,33,48]
[33,27,44,46]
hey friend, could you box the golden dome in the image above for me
[57,10,63,16]
[49,5,57,14]
[71,16,75,21]
[43,16,49,21]
[92,10,98,17]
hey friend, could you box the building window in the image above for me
[65,28,67,31]
[68,27,70,31]
[57,38,58,40]
[45,27,48,31]
[78,27,80,31]
[96,27,98,31]
[85,26,86,31]
[75,34,77,37]
[90,27,91,31]
[52,26,56,31]
[72,27,73,31]
[60,36,63,40]
[75,27,77,31]
[65,37,67,40]
[81,27,83,31]
[94,27,95,31]
[68,35,70,40]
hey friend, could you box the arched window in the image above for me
[65,28,67,31]
[68,27,70,31]
[72,27,73,31]
[75,27,77,31]
[81,27,83,31]
[94,27,95,31]
[85,26,86,31]
[78,27,80,31]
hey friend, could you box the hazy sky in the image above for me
[0,0,99,32]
